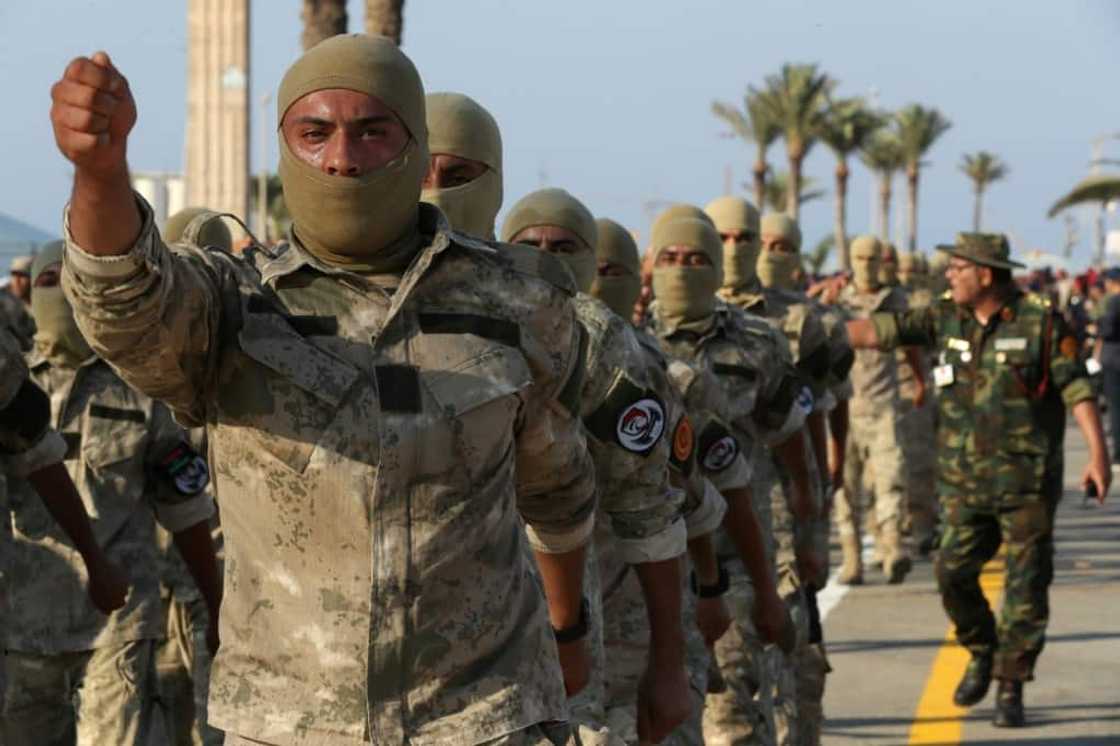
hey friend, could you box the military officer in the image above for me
[845,232,1111,727]
[52,37,598,745]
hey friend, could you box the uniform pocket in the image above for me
[83,404,148,470]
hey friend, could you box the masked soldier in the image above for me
[1,255,36,350]
[3,241,220,745]
[53,36,599,745]
[845,232,1110,727]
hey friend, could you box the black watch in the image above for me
[691,565,730,598]
[552,597,590,644]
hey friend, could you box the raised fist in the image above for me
[50,52,136,178]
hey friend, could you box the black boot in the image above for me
[953,654,993,706]
[993,680,1025,727]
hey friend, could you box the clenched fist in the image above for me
[50,52,136,178]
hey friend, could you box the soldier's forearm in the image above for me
[827,400,849,477]
[69,167,142,256]
[721,486,777,598]
[26,462,102,562]
[1072,399,1108,462]
[774,432,816,524]
[534,546,586,629]
[634,558,686,667]
[173,519,223,620]
[807,412,829,484]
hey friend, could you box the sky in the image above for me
[2,0,1119,269]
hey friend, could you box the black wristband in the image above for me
[691,564,730,598]
[552,598,590,644]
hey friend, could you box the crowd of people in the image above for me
[0,32,1111,746]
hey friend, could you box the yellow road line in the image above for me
[908,556,1006,745]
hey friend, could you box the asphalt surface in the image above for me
[820,425,1120,745]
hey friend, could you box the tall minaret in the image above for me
[185,0,250,222]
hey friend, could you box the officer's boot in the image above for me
[880,527,911,584]
[838,533,863,585]
[993,680,1025,727]
[953,653,993,707]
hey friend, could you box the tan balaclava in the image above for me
[421,92,502,239]
[849,235,883,292]
[650,203,716,237]
[278,34,429,271]
[879,242,900,286]
[705,195,761,291]
[898,251,925,289]
[757,213,802,290]
[31,241,93,368]
[651,216,723,332]
[591,218,642,318]
[501,189,598,293]
[164,207,233,252]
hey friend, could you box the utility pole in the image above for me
[257,91,272,243]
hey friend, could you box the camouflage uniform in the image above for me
[2,353,215,746]
[837,284,910,575]
[647,300,806,746]
[566,294,688,746]
[871,288,1093,680]
[63,198,596,745]
[0,288,36,351]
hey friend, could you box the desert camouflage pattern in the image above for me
[839,284,908,416]
[63,197,596,745]
[873,288,1092,681]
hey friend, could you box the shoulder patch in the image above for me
[669,415,695,476]
[584,372,666,455]
[698,420,738,473]
[157,442,210,496]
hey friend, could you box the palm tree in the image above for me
[712,90,781,209]
[365,0,405,45]
[820,97,885,269]
[959,151,1009,231]
[754,63,833,219]
[760,171,826,214]
[301,0,348,51]
[895,104,952,250]
[805,234,835,276]
[860,131,905,242]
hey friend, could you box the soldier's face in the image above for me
[760,233,796,255]
[946,259,991,305]
[282,90,410,177]
[655,246,712,268]
[9,273,30,301]
[509,225,586,257]
[423,153,488,190]
[720,229,755,253]
[597,261,628,278]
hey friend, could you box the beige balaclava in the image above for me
[590,218,641,319]
[420,92,502,239]
[650,216,723,332]
[849,235,883,292]
[31,241,93,368]
[898,251,925,289]
[879,242,900,286]
[500,188,598,293]
[757,213,802,290]
[164,207,233,252]
[705,195,761,291]
[278,34,429,271]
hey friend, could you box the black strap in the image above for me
[89,404,145,424]
[418,312,520,348]
[375,365,422,413]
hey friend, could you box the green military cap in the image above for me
[936,232,1024,270]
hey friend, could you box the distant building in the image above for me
[132,172,186,232]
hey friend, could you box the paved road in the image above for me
[820,425,1120,745]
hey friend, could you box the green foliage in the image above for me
[860,130,906,176]
[820,97,886,160]
[752,63,834,160]
[712,90,781,154]
[895,104,952,171]
[759,171,826,213]
[959,151,1009,193]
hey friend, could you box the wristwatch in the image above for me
[691,564,730,598]
[552,597,590,644]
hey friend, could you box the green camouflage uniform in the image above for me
[63,197,596,745]
[647,299,806,746]
[871,288,1093,680]
[837,284,910,568]
[2,353,215,746]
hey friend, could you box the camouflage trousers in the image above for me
[2,639,159,746]
[568,547,624,746]
[896,400,938,541]
[603,558,708,746]
[154,594,222,746]
[226,722,579,746]
[837,409,907,545]
[936,496,1056,681]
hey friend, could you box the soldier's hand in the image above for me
[636,660,692,744]
[754,587,795,654]
[1082,453,1110,505]
[50,52,136,178]
[694,595,732,647]
[556,638,591,697]
[86,552,129,614]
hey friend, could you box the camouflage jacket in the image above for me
[872,288,1093,506]
[573,294,686,566]
[6,355,214,653]
[811,299,855,404]
[895,285,935,402]
[840,284,907,416]
[63,197,596,745]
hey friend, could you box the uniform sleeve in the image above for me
[1,429,67,479]
[62,195,234,427]
[581,322,685,565]
[1049,310,1094,408]
[792,309,831,401]
[516,297,598,554]
[684,479,727,540]
[145,401,216,533]
[871,304,941,350]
